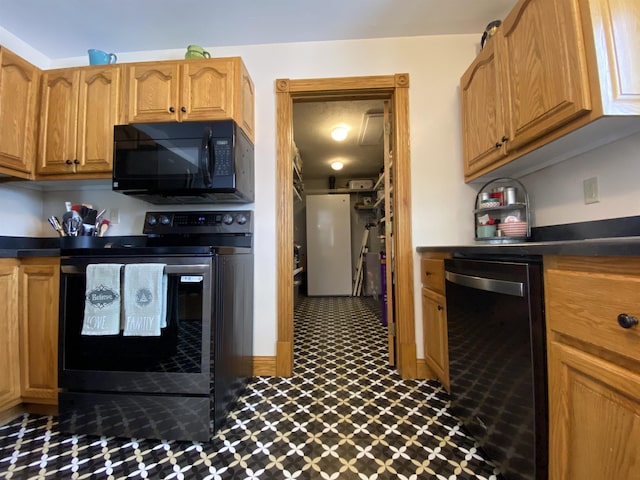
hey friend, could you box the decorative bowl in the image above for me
[479,199,501,208]
[498,221,528,237]
[477,225,497,238]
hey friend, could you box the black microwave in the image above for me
[112,120,254,204]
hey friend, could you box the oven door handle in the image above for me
[445,270,524,297]
[61,264,210,275]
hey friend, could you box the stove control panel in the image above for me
[143,210,253,235]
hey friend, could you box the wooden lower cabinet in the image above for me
[421,287,449,391]
[419,253,450,390]
[545,256,640,479]
[0,259,20,411]
[19,258,60,405]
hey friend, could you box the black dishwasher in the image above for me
[444,257,547,480]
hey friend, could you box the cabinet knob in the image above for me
[73,159,79,165]
[181,106,187,113]
[424,271,432,277]
[169,106,175,113]
[65,159,72,165]
[437,305,443,311]
[495,136,509,148]
[617,313,638,329]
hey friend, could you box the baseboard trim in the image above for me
[253,356,277,376]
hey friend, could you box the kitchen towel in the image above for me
[123,263,167,336]
[82,263,123,335]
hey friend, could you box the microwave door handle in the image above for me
[200,128,213,187]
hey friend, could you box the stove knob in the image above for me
[222,214,234,225]
[159,215,171,225]
[147,215,158,226]
[236,214,248,225]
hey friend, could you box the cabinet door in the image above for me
[37,69,80,175]
[19,260,60,404]
[76,65,121,173]
[590,0,640,115]
[502,0,591,151]
[126,62,180,122]
[421,287,449,390]
[180,58,234,121]
[547,340,640,480]
[0,261,20,411]
[460,33,509,178]
[0,48,39,177]
[239,61,255,142]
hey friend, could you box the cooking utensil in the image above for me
[63,211,82,236]
[98,219,110,237]
[48,216,66,236]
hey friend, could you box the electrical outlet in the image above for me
[583,177,599,204]
[110,208,120,224]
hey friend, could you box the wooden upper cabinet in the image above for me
[125,57,255,141]
[460,33,509,177]
[76,66,121,173]
[461,0,640,182]
[37,69,79,175]
[587,0,640,114]
[38,65,120,177]
[126,61,180,122]
[501,0,591,151]
[0,47,40,179]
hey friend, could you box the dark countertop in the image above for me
[417,236,640,257]
[0,248,60,258]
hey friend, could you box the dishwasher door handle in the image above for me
[445,270,524,297]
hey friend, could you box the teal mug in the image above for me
[185,45,211,60]
[88,49,117,65]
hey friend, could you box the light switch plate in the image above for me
[583,177,599,204]
[110,208,120,224]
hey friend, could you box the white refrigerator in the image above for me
[306,194,352,296]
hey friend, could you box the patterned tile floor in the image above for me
[0,296,500,479]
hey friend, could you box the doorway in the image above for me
[275,74,417,379]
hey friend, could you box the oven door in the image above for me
[59,255,213,395]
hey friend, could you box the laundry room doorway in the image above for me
[275,74,417,379]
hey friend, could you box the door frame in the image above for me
[275,74,417,379]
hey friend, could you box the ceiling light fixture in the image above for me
[331,161,344,171]
[331,125,349,142]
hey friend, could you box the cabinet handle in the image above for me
[495,136,509,149]
[437,305,443,311]
[73,159,79,165]
[424,271,432,277]
[169,106,175,113]
[181,106,187,113]
[65,159,72,165]
[617,313,638,329]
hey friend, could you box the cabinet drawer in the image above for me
[545,267,640,364]
[420,257,445,294]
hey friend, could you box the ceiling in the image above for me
[293,100,387,181]
[0,0,517,184]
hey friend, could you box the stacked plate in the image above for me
[498,220,528,237]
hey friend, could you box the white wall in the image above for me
[0,183,44,236]
[522,131,640,226]
[3,32,639,360]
